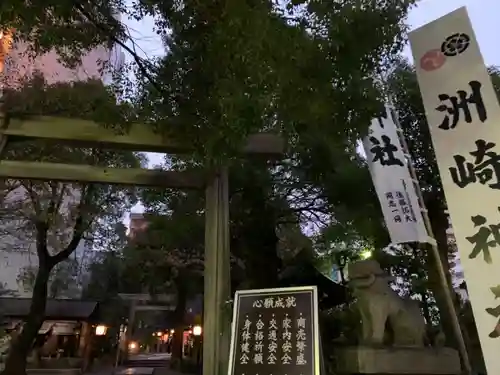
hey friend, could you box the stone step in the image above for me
[123,360,169,368]
[117,368,155,375]
[26,369,81,375]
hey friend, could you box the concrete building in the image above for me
[128,212,150,240]
[0,31,124,297]
[1,30,125,87]
[0,182,94,298]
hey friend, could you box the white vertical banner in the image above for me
[363,105,428,244]
[409,7,500,374]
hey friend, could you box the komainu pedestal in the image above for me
[333,346,461,375]
[334,260,461,375]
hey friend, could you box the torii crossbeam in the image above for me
[0,114,284,375]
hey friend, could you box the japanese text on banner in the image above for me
[409,7,500,374]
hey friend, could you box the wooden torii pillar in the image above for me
[0,116,283,375]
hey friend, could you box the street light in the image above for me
[95,325,107,336]
[192,325,203,368]
[192,325,202,336]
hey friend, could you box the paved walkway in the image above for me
[91,367,184,375]
[116,369,154,375]
[84,352,194,375]
[85,362,184,375]
[129,353,172,361]
[149,369,186,375]
[85,366,119,375]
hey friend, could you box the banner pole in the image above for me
[390,104,472,375]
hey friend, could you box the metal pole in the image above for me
[112,340,120,375]
[390,104,472,375]
[113,325,125,374]
[0,29,10,157]
[123,300,137,362]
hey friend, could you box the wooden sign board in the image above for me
[228,286,320,375]
[51,321,78,335]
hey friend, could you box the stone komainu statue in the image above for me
[348,259,426,347]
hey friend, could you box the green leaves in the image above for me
[0,78,141,280]
[0,0,124,67]
[3,0,417,167]
[133,0,416,163]
[1,0,421,309]
[4,74,133,131]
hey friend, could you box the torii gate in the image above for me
[0,48,284,375]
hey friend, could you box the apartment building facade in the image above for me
[0,30,125,297]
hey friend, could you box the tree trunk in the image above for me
[1,266,51,375]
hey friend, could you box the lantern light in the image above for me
[192,325,202,336]
[95,325,107,336]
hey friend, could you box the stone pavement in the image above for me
[85,364,184,375]
[84,366,119,375]
[129,353,171,361]
[84,352,187,375]
[116,368,154,375]
[107,367,184,375]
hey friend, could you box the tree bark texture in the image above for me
[1,266,51,375]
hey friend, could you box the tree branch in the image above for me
[74,2,163,94]
[0,179,21,205]
[46,182,64,227]
[18,181,52,261]
[49,184,96,266]
[34,219,50,263]
[21,181,42,217]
